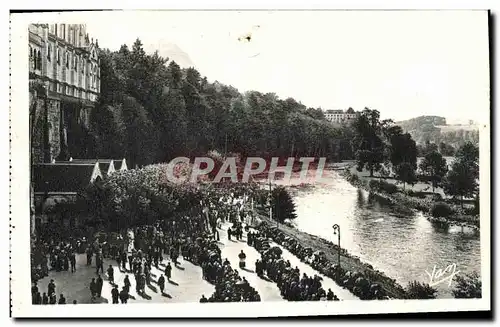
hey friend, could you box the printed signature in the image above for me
[425,263,460,287]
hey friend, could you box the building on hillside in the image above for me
[324,108,359,124]
[32,162,103,233]
[29,23,101,164]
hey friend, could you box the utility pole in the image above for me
[332,224,341,281]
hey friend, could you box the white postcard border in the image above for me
[9,10,491,318]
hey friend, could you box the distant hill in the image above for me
[397,115,479,147]
[145,42,195,68]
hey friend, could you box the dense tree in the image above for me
[438,142,455,157]
[419,151,448,193]
[395,162,417,191]
[271,186,297,223]
[352,108,386,176]
[91,39,355,165]
[387,127,417,169]
[443,142,479,206]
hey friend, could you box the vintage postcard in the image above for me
[9,10,491,318]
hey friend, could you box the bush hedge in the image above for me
[431,202,454,218]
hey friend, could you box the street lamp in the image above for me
[332,224,341,281]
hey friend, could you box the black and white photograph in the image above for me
[9,8,491,318]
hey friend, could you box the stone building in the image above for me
[29,23,100,164]
[324,108,359,124]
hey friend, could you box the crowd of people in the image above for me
[251,235,339,302]
[257,222,389,300]
[30,189,267,305]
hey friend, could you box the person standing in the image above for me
[42,292,48,305]
[165,262,172,281]
[107,265,114,284]
[58,294,66,304]
[96,254,104,274]
[70,252,76,273]
[49,293,56,304]
[96,275,103,297]
[47,279,56,297]
[111,285,119,304]
[86,246,93,266]
[90,278,97,298]
[158,274,165,294]
[119,287,128,304]
[120,251,127,271]
[116,251,122,271]
[124,275,131,293]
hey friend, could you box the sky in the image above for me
[81,10,489,123]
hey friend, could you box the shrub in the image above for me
[369,180,380,191]
[378,180,399,194]
[452,272,482,298]
[431,202,454,218]
[405,281,437,299]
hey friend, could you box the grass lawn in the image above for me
[347,165,449,199]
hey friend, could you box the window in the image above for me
[62,24,65,40]
[36,50,41,70]
[57,47,60,65]
[66,53,69,68]
[47,44,51,61]
[55,24,57,37]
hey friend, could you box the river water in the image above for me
[270,167,481,298]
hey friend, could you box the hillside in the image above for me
[397,115,479,146]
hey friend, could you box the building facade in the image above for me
[324,108,358,124]
[29,23,100,164]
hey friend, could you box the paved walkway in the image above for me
[271,243,359,301]
[35,223,359,304]
[36,253,214,304]
[218,224,283,302]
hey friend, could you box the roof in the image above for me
[60,159,123,173]
[326,109,344,114]
[33,163,101,193]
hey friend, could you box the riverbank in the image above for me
[252,210,407,299]
[342,168,480,231]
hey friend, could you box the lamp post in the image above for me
[332,224,341,281]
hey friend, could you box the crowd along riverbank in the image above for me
[250,209,408,300]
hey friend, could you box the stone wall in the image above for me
[30,93,62,163]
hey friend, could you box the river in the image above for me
[269,167,481,299]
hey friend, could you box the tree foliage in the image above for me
[419,151,448,192]
[444,142,479,205]
[271,186,297,223]
[452,271,482,299]
[405,281,438,299]
[91,38,353,167]
[395,162,417,190]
